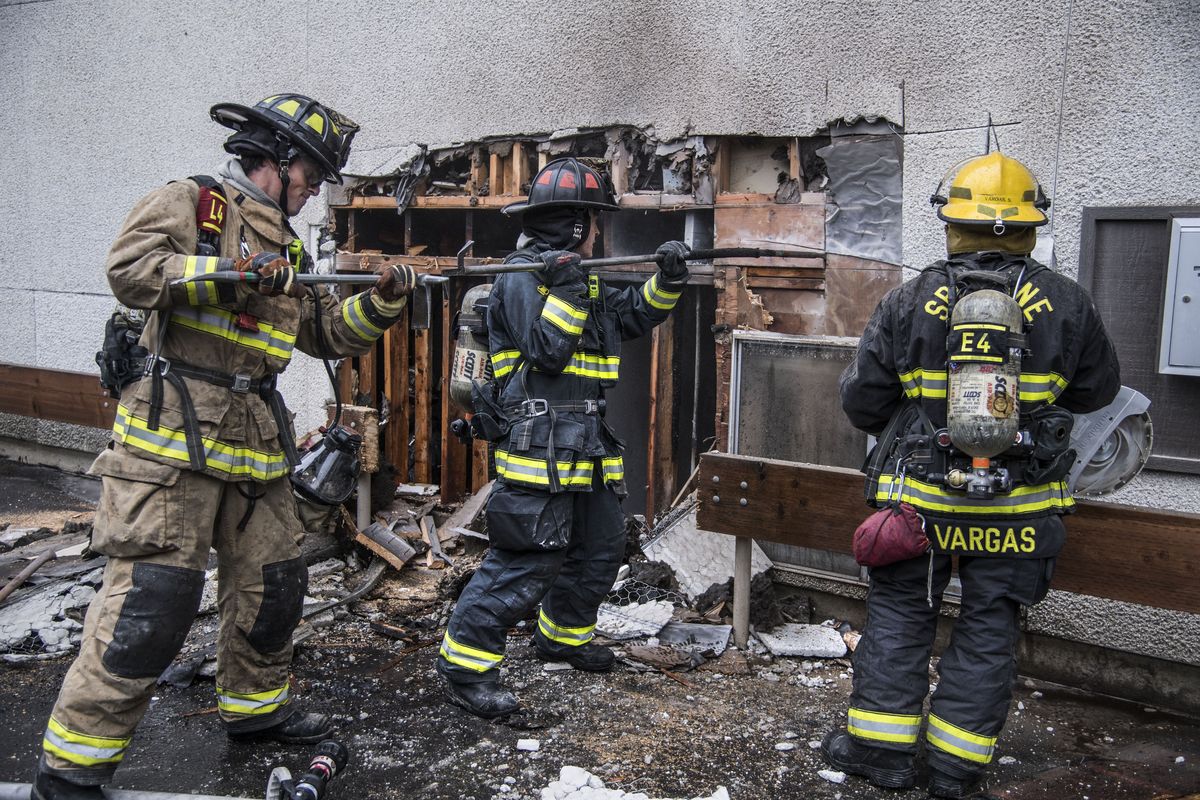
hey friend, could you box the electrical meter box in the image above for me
[1159,218,1200,376]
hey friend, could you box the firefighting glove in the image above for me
[536,250,588,298]
[235,253,304,298]
[374,263,417,301]
[656,240,691,281]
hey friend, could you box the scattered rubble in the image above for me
[641,500,771,600]
[537,766,729,800]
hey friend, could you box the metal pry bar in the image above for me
[452,246,823,276]
[171,271,448,287]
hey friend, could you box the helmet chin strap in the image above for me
[275,134,292,253]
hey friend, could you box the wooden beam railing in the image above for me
[0,364,115,429]
[695,452,1200,645]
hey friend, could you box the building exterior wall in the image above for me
[2,0,1197,658]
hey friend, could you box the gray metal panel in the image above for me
[1160,220,1200,375]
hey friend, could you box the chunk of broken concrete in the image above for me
[595,599,674,640]
[757,624,848,658]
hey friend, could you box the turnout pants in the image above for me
[439,470,625,682]
[41,445,306,784]
[847,552,1055,776]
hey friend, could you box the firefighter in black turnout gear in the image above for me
[822,152,1121,798]
[437,158,691,718]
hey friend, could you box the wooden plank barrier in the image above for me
[0,364,115,429]
[696,451,1200,616]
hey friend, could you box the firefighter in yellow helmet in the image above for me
[823,151,1121,798]
[33,95,416,799]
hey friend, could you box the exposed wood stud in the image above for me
[413,328,433,484]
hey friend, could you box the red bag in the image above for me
[853,502,930,567]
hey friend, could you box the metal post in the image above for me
[733,535,751,649]
[356,472,371,532]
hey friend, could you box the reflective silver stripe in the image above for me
[170,306,295,361]
[898,368,947,399]
[561,352,619,380]
[847,708,921,744]
[114,405,290,481]
[538,608,594,646]
[876,474,1072,515]
[215,684,289,715]
[491,349,522,378]
[641,274,681,310]
[42,720,128,767]
[927,715,996,764]
[541,295,587,335]
[341,292,384,342]
[439,632,503,672]
[601,456,624,482]
[1019,372,1067,402]
[183,255,223,306]
[494,450,594,488]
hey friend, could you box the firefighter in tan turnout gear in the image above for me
[34,95,416,799]
[822,151,1121,798]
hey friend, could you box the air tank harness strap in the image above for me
[143,357,300,469]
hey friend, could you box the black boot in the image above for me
[927,760,984,799]
[32,767,106,800]
[441,676,521,719]
[534,640,615,672]
[821,729,917,790]
[227,710,333,745]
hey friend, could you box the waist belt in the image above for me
[143,355,299,473]
[504,398,604,419]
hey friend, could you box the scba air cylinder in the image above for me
[449,284,493,412]
[946,289,1023,458]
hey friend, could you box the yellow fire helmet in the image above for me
[931,152,1051,234]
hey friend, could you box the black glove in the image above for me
[374,263,417,301]
[235,252,303,298]
[656,241,690,281]
[536,250,587,296]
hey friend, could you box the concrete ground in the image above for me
[1,459,1198,800]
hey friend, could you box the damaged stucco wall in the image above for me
[2,0,1198,667]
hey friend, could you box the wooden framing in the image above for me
[697,452,1200,616]
[412,329,434,484]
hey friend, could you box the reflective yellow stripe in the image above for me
[43,718,130,767]
[170,306,296,361]
[494,449,594,488]
[601,456,624,482]
[876,474,1074,515]
[439,632,503,672]
[898,368,948,399]
[538,608,594,646]
[541,294,587,336]
[927,714,996,764]
[341,292,385,342]
[1019,371,1068,403]
[182,255,223,306]
[557,352,620,380]
[114,405,289,481]
[641,273,681,310]
[491,349,522,379]
[847,708,921,744]
[216,683,289,716]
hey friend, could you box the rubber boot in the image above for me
[227,710,333,744]
[32,763,106,800]
[533,640,615,672]
[441,677,521,719]
[821,729,918,790]
[927,757,984,799]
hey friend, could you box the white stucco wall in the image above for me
[1,3,1196,551]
